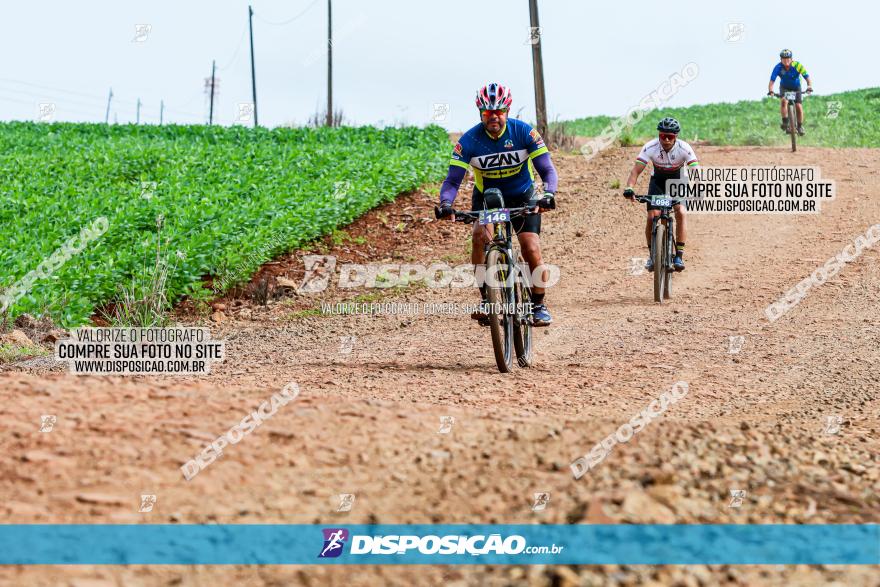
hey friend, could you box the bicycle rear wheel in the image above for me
[512,255,533,368]
[653,222,666,303]
[486,248,514,373]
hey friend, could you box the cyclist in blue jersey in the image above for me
[767,49,813,136]
[436,83,559,326]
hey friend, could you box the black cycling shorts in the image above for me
[647,175,688,211]
[471,185,541,234]
[780,86,803,104]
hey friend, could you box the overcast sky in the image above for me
[1,1,876,131]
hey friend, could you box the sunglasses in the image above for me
[480,108,508,117]
[659,133,678,141]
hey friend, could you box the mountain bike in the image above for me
[772,89,810,153]
[636,195,676,303]
[435,188,536,373]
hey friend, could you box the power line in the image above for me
[0,82,203,122]
[0,78,143,109]
[0,78,108,103]
[0,92,100,118]
[218,22,249,71]
[254,0,320,26]
[0,82,113,112]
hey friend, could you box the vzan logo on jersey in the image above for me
[472,150,527,169]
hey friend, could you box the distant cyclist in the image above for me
[767,49,813,136]
[622,117,699,272]
[436,83,559,326]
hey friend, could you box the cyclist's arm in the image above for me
[531,152,558,193]
[768,63,781,93]
[440,140,472,206]
[796,62,812,89]
[683,143,699,168]
[522,125,557,194]
[439,165,467,206]
[625,153,649,189]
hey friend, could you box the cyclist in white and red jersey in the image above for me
[622,117,699,272]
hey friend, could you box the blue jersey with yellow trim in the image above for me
[449,118,548,195]
[770,61,809,89]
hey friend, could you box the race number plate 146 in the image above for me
[479,208,510,225]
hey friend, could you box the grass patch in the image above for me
[560,87,880,148]
[286,308,322,319]
[0,343,49,363]
[330,229,367,247]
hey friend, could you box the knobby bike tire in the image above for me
[513,254,534,368]
[664,221,674,300]
[653,222,666,303]
[486,248,514,373]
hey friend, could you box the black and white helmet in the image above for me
[780,49,793,58]
[657,117,681,134]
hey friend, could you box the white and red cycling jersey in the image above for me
[635,138,699,179]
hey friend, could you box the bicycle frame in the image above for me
[649,208,675,263]
[635,194,677,302]
[773,90,808,152]
[482,206,533,318]
[437,196,538,371]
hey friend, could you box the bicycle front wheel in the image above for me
[486,248,515,373]
[653,222,666,303]
[789,103,797,152]
[664,229,674,300]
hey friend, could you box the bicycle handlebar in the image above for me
[633,195,677,207]
[770,89,812,99]
[435,204,540,223]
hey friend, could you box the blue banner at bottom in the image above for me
[0,524,877,565]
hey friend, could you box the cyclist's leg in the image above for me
[778,89,790,129]
[511,187,551,324]
[517,232,543,292]
[646,176,663,247]
[673,200,687,245]
[517,231,552,325]
[794,89,804,125]
[673,202,687,269]
[471,190,492,312]
[512,188,543,294]
[471,221,490,266]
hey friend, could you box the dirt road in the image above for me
[2,146,878,586]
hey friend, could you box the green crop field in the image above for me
[560,87,880,148]
[0,122,449,327]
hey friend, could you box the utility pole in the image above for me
[104,88,113,124]
[528,0,548,137]
[248,5,258,127]
[326,0,333,127]
[136,98,141,124]
[160,100,164,125]
[209,60,216,125]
